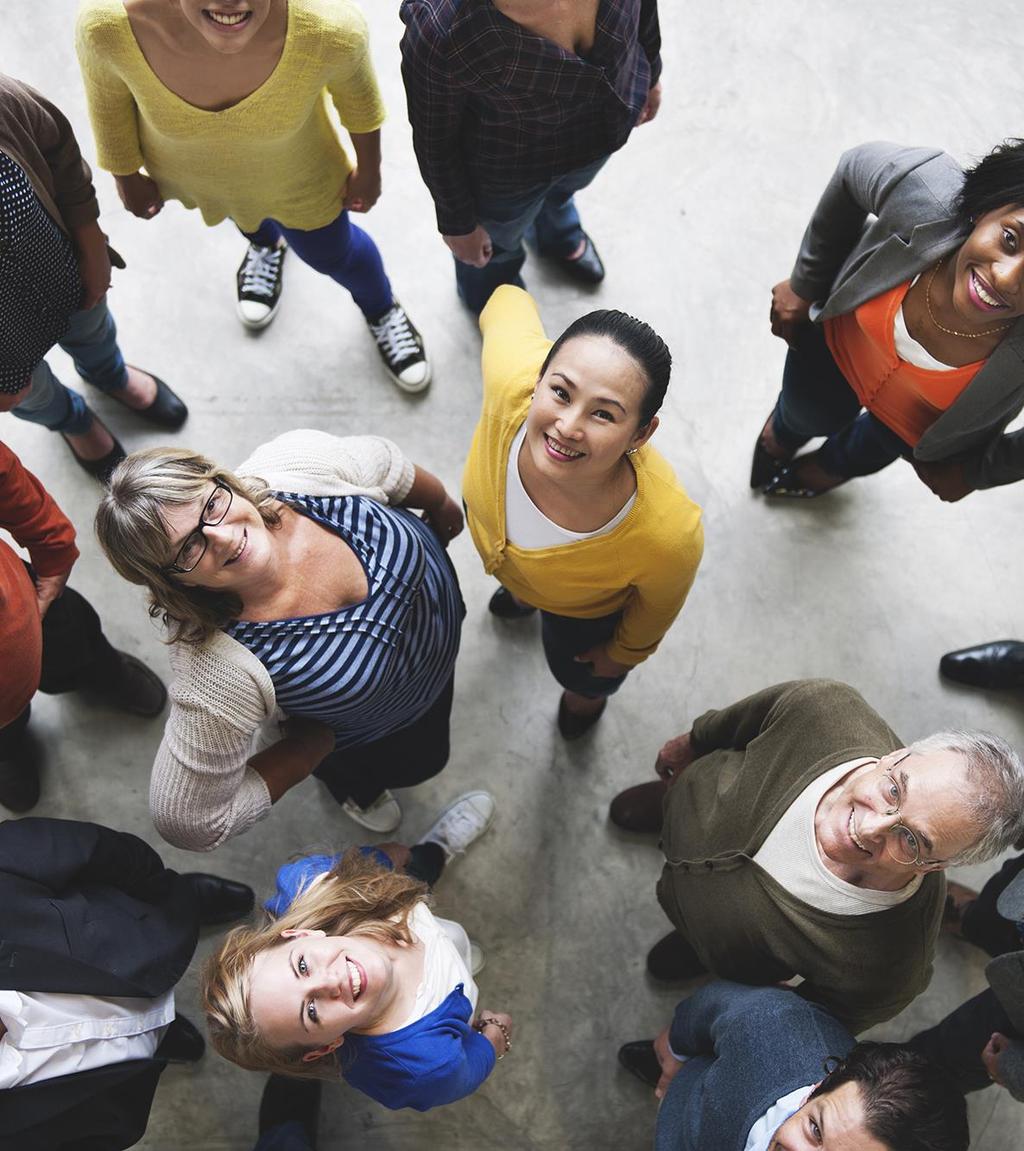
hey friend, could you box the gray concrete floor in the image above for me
[4,1,1024,1147]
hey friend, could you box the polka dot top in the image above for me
[0,151,82,394]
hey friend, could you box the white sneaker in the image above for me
[236,241,286,329]
[469,941,486,976]
[367,301,431,393]
[417,790,496,862]
[342,789,402,833]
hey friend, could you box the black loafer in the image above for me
[647,931,708,982]
[87,652,167,717]
[62,420,126,485]
[609,780,667,833]
[129,371,188,430]
[557,692,606,740]
[551,233,606,285]
[0,730,42,814]
[488,586,537,620]
[939,640,1024,689]
[184,873,256,925]
[618,1040,661,1088]
[157,1014,206,1063]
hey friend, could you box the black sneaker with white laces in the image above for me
[236,242,286,329]
[367,301,431,392]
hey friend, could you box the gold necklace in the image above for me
[925,258,1014,339]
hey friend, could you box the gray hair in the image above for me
[908,729,1024,865]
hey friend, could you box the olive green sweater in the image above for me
[657,679,944,1034]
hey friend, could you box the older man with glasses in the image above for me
[609,679,1024,1034]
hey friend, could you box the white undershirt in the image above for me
[0,989,175,1088]
[894,276,957,371]
[504,423,636,549]
[754,758,922,915]
[401,903,478,1027]
[743,1084,816,1151]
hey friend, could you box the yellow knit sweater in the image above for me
[463,287,704,667]
[75,0,387,231]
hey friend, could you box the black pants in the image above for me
[0,578,120,755]
[313,674,456,808]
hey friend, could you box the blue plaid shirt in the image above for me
[399,0,662,235]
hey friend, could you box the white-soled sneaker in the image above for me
[236,241,286,329]
[469,941,486,976]
[341,789,402,833]
[417,790,496,862]
[367,301,431,393]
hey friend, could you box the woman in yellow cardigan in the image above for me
[75,0,429,391]
[463,286,704,738]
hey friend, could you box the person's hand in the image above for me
[421,495,464,546]
[574,645,630,679]
[342,165,382,213]
[34,570,71,619]
[376,841,412,870]
[0,381,31,412]
[72,220,113,309]
[476,1010,513,1056]
[770,279,812,346]
[912,459,973,503]
[654,1025,685,1099]
[655,731,696,784]
[981,1032,1012,1086]
[637,80,662,126]
[114,172,163,219]
[282,716,335,760]
[444,225,493,268]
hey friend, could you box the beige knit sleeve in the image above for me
[149,646,274,853]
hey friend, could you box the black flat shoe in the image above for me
[557,692,606,740]
[488,586,537,620]
[939,640,1024,689]
[86,652,167,717]
[750,435,789,489]
[550,233,606,285]
[61,420,126,485]
[183,873,256,926]
[646,930,708,982]
[156,1014,205,1064]
[618,1040,661,1088]
[126,370,188,430]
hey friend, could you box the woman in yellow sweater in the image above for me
[76,0,430,391]
[463,286,704,738]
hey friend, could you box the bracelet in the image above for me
[474,1016,511,1059]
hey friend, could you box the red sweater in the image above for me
[0,443,79,726]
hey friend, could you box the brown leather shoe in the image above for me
[609,779,668,833]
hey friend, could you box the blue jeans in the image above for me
[540,608,629,699]
[771,322,910,478]
[455,156,609,315]
[243,211,393,320]
[12,297,128,436]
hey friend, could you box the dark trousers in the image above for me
[313,675,456,808]
[772,323,912,478]
[540,609,629,699]
[0,578,120,755]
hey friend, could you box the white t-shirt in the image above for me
[0,989,175,1088]
[401,903,478,1027]
[894,276,957,371]
[504,423,636,549]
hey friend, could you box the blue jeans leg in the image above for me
[530,157,608,258]
[540,610,629,699]
[11,297,127,435]
[243,213,393,320]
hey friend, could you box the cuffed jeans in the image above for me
[12,297,128,436]
[771,323,911,478]
[455,155,609,315]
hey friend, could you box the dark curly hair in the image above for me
[956,138,1024,228]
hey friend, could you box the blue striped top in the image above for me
[226,495,462,749]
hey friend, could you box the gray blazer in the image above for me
[789,141,1024,488]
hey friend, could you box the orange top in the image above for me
[824,282,983,446]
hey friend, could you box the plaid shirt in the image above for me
[399,0,662,235]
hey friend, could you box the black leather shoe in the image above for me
[557,692,606,740]
[88,652,167,717]
[259,1076,323,1143]
[750,435,790,489]
[122,370,189,430]
[939,640,1024,689]
[488,586,537,620]
[647,931,708,982]
[609,780,667,833]
[0,731,42,813]
[618,1040,661,1088]
[550,233,606,285]
[61,418,126,485]
[184,872,255,925]
[157,1014,205,1063]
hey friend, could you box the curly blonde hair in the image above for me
[201,849,428,1081]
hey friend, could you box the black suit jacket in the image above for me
[0,818,200,1151]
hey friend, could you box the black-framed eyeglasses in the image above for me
[164,481,233,574]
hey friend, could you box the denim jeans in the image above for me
[243,211,393,320]
[540,608,629,699]
[771,322,911,478]
[12,297,128,436]
[455,155,609,314]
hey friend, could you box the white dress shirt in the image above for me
[743,1084,815,1151]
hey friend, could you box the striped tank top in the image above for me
[227,494,463,749]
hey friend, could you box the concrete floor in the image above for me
[4,1,1024,1147]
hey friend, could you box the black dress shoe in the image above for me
[557,692,606,740]
[647,931,708,982]
[550,233,606,285]
[184,872,255,925]
[750,434,790,489]
[618,1040,661,1088]
[609,780,667,833]
[124,370,189,430]
[939,640,1024,689]
[259,1075,322,1144]
[488,586,537,620]
[0,730,42,813]
[61,419,126,485]
[157,1014,205,1063]
[88,652,167,717]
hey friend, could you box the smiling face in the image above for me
[523,335,659,484]
[770,1083,888,1151]
[248,930,397,1059]
[814,749,980,888]
[950,203,1024,326]
[176,0,276,52]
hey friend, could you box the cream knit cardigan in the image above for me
[150,430,415,853]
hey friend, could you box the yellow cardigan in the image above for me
[75,0,386,231]
[463,287,704,668]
